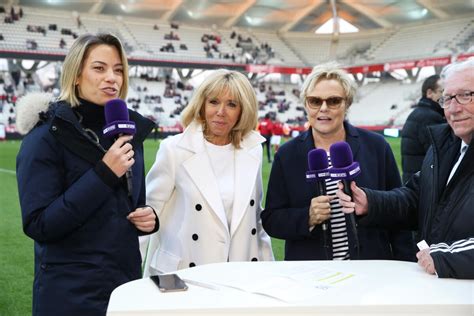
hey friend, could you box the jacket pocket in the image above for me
[150,248,181,273]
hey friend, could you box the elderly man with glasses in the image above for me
[337,58,474,279]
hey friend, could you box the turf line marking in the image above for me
[0,168,16,175]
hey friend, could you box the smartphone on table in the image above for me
[150,274,188,292]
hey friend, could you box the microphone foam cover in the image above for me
[105,99,129,124]
[330,141,353,168]
[308,148,328,171]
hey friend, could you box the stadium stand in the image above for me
[0,5,473,134]
[1,6,472,66]
[368,17,473,62]
[348,80,422,126]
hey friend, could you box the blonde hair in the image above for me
[181,69,258,148]
[58,33,129,107]
[300,61,357,108]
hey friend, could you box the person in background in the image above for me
[142,69,273,276]
[401,74,446,183]
[258,112,273,162]
[337,58,474,279]
[262,62,415,262]
[16,33,158,316]
[59,37,66,49]
[270,118,283,153]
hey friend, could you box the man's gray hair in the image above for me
[441,58,474,81]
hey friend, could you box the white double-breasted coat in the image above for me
[142,122,274,275]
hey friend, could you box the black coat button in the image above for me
[250,199,255,206]
[189,262,196,267]
[251,228,256,235]
[251,257,258,261]
[195,204,202,211]
[192,234,198,241]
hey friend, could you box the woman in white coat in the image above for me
[143,69,274,275]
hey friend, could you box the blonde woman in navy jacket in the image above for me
[142,69,273,275]
[16,34,157,316]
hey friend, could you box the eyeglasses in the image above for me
[438,91,474,109]
[306,96,345,110]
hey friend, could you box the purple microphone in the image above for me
[306,149,330,248]
[103,99,135,196]
[329,141,360,256]
[329,141,361,187]
[306,148,330,195]
[103,99,136,138]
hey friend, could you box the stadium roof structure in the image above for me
[5,0,474,33]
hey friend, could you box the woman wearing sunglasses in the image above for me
[261,62,415,262]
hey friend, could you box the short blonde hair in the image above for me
[58,33,129,107]
[301,61,357,108]
[181,69,258,148]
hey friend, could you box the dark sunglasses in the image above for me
[306,96,345,109]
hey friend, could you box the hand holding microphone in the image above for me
[102,99,136,196]
[102,135,134,177]
[336,181,369,216]
[309,195,334,227]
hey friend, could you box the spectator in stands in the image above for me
[262,62,415,262]
[160,42,175,52]
[76,15,82,28]
[16,33,158,316]
[337,59,474,279]
[401,74,446,183]
[142,69,274,275]
[26,39,37,50]
[0,34,4,41]
[59,38,66,49]
[61,28,70,35]
[258,113,273,163]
